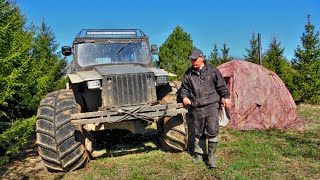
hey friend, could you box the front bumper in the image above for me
[70,103,187,131]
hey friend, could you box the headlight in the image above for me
[156,76,167,85]
[87,80,101,89]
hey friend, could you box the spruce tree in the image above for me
[0,0,34,120]
[208,43,221,66]
[263,35,295,95]
[244,32,259,64]
[220,42,231,64]
[263,35,285,73]
[292,14,320,104]
[28,19,67,110]
[159,26,194,80]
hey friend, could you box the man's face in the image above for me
[191,56,204,70]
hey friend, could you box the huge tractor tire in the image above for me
[36,89,90,172]
[157,82,188,152]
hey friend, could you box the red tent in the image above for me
[217,60,303,130]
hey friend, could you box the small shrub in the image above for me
[0,116,36,165]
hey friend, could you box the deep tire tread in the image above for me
[60,142,81,159]
[63,150,87,169]
[171,127,187,136]
[157,83,188,152]
[36,89,89,172]
[41,158,61,167]
[37,143,57,153]
[39,104,55,109]
[35,128,54,138]
[55,120,72,131]
[55,105,79,115]
[38,152,61,165]
[56,131,75,146]
[71,153,89,170]
[163,139,184,151]
[36,116,54,123]
[45,165,63,172]
[165,134,186,146]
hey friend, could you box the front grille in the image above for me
[102,73,156,109]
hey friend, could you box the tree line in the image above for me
[0,0,66,164]
[0,1,66,122]
[159,15,320,105]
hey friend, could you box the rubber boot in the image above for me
[192,153,203,164]
[207,142,217,168]
[192,137,205,164]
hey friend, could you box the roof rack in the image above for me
[76,29,147,38]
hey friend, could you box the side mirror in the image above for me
[62,46,72,56]
[150,44,158,55]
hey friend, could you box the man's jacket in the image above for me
[179,64,230,108]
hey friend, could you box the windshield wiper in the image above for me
[116,41,131,54]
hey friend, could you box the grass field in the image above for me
[1,104,319,179]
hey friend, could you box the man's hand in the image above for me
[182,97,192,107]
[222,97,231,110]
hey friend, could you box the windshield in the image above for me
[76,41,151,66]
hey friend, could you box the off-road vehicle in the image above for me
[36,29,188,172]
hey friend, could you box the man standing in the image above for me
[179,48,230,168]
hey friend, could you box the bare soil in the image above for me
[0,134,59,180]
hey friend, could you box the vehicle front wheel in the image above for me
[36,89,90,172]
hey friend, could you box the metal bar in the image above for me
[258,33,262,66]
[77,29,146,38]
[86,31,137,35]
[71,108,187,125]
[71,103,184,119]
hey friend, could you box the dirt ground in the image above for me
[0,135,56,180]
[0,130,158,180]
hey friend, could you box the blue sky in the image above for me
[18,0,319,61]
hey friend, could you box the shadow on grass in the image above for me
[0,129,163,179]
[91,129,162,158]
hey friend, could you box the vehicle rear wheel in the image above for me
[36,89,90,172]
[157,113,188,152]
[157,82,188,152]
